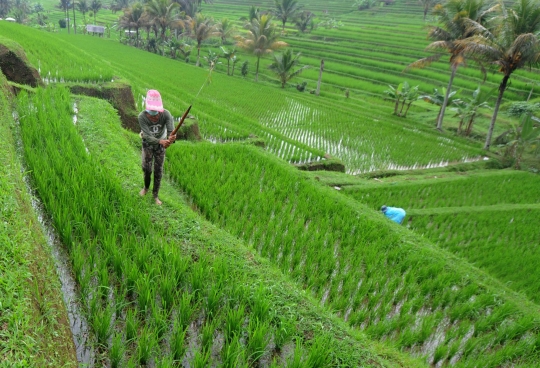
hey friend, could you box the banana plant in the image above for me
[451,85,494,136]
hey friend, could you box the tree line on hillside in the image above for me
[113,0,314,86]
[398,0,540,152]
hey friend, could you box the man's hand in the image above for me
[168,134,177,143]
[159,139,171,149]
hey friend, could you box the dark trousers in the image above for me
[142,144,165,197]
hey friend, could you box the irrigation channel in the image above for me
[13,109,95,366]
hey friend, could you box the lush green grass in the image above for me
[0,76,76,366]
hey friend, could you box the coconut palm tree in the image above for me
[216,17,235,44]
[186,13,218,66]
[272,0,302,31]
[119,2,145,44]
[268,49,310,88]
[458,0,540,149]
[407,0,493,131]
[174,0,212,18]
[145,0,180,40]
[90,0,101,24]
[419,0,436,21]
[77,0,88,23]
[0,0,12,18]
[236,14,287,82]
[294,10,315,33]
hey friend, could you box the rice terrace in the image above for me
[2,0,540,365]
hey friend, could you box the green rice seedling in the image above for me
[110,246,124,280]
[151,303,171,342]
[201,319,216,354]
[176,291,196,332]
[125,308,139,343]
[221,335,245,368]
[433,344,448,366]
[274,315,297,352]
[247,318,270,365]
[190,261,206,297]
[71,243,86,284]
[98,260,110,301]
[136,325,156,365]
[250,284,271,323]
[192,349,211,368]
[170,320,187,362]
[166,252,190,289]
[204,284,223,321]
[90,302,114,349]
[159,269,176,312]
[305,336,333,367]
[114,284,128,319]
[155,355,175,368]
[224,304,245,344]
[285,340,304,368]
[109,332,125,368]
[123,261,139,299]
[136,273,155,316]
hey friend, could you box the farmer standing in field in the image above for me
[381,205,406,224]
[138,89,176,205]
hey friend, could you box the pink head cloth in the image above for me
[145,89,164,112]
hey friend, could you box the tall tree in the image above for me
[236,14,287,81]
[12,0,30,22]
[186,13,218,66]
[77,0,88,23]
[145,0,180,40]
[90,0,101,24]
[407,0,493,131]
[174,0,212,18]
[268,48,310,87]
[418,0,435,21]
[119,2,145,43]
[272,0,302,31]
[71,0,77,33]
[0,0,12,18]
[216,17,235,44]
[459,0,540,149]
[294,10,315,33]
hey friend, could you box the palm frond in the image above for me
[405,54,443,71]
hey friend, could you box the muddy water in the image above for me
[13,110,95,367]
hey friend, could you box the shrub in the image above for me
[506,101,540,117]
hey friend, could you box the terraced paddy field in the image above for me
[341,170,540,304]
[1,0,540,366]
